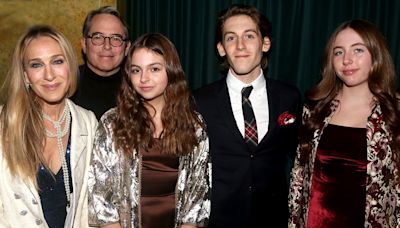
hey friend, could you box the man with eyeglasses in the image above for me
[72,6,131,119]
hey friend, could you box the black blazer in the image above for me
[194,76,302,228]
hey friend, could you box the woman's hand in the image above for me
[101,223,121,228]
[180,224,196,228]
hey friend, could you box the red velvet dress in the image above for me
[140,139,179,228]
[307,124,367,228]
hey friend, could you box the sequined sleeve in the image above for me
[176,116,212,227]
[88,109,122,226]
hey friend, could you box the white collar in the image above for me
[226,69,266,95]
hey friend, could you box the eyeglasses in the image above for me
[87,33,127,47]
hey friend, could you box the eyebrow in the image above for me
[333,42,366,49]
[131,62,164,68]
[91,32,124,37]
[223,29,258,37]
[26,54,65,62]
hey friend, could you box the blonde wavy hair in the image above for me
[0,25,78,184]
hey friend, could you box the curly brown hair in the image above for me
[112,33,203,156]
[299,20,400,167]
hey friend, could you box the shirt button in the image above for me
[35,218,42,225]
[20,210,27,216]
[249,186,252,191]
[250,154,254,158]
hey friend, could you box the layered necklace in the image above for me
[42,103,72,207]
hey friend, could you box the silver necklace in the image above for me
[42,104,71,207]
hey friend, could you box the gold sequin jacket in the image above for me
[88,108,211,228]
[288,102,400,228]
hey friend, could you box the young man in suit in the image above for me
[194,4,302,227]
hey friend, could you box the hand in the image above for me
[100,223,121,228]
[180,224,196,228]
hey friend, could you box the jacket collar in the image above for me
[67,99,88,170]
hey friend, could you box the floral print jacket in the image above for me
[288,101,400,228]
[88,109,211,228]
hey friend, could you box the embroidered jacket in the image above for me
[88,108,211,228]
[288,101,400,228]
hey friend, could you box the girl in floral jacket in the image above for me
[288,19,400,228]
[88,33,211,228]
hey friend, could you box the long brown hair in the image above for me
[300,19,400,165]
[0,25,78,183]
[113,33,203,156]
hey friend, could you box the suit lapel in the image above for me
[216,80,245,142]
[259,79,279,145]
[67,100,88,171]
[66,99,91,222]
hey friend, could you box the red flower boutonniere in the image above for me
[278,111,296,126]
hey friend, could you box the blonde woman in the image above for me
[0,25,97,227]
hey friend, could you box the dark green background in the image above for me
[120,0,400,95]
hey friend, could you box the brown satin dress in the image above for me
[140,138,179,228]
[307,124,368,228]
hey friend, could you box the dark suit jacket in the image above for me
[194,76,302,228]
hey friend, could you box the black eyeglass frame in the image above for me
[86,33,128,47]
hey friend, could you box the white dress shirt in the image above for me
[226,69,269,142]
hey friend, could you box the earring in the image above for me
[25,82,30,89]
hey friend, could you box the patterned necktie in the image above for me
[242,86,258,148]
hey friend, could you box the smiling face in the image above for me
[332,28,373,89]
[130,48,168,108]
[24,36,70,106]
[217,14,270,84]
[81,13,130,77]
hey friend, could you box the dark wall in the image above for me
[124,0,400,95]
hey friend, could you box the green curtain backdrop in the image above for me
[125,0,400,95]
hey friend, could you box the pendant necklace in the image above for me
[42,104,72,207]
